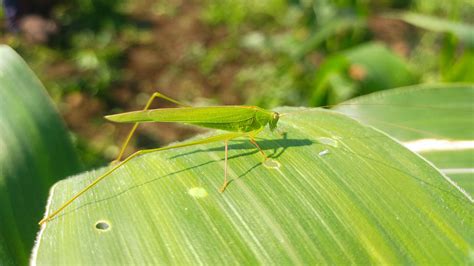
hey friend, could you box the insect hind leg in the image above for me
[113,91,191,163]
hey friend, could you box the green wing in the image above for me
[105,106,260,124]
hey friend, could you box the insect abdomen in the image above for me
[191,117,263,132]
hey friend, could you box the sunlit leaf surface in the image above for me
[33,106,472,264]
[334,84,474,194]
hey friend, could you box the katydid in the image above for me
[39,92,280,225]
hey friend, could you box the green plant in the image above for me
[0,46,81,265]
[309,42,419,106]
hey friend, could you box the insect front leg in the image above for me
[113,91,191,163]
[249,137,268,162]
[219,140,230,193]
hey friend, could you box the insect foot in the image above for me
[109,160,121,166]
[263,158,281,169]
[219,182,230,193]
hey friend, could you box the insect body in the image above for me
[39,92,280,225]
[106,106,280,133]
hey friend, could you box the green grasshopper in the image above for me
[39,91,281,225]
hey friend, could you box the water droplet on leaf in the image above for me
[319,149,330,156]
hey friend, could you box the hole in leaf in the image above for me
[95,221,111,231]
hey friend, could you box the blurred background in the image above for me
[1,0,472,170]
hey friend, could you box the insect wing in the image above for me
[106,106,260,124]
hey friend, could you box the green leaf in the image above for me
[0,45,82,265]
[310,42,419,105]
[390,12,474,47]
[33,107,472,264]
[293,17,367,59]
[443,50,474,82]
[334,83,474,195]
